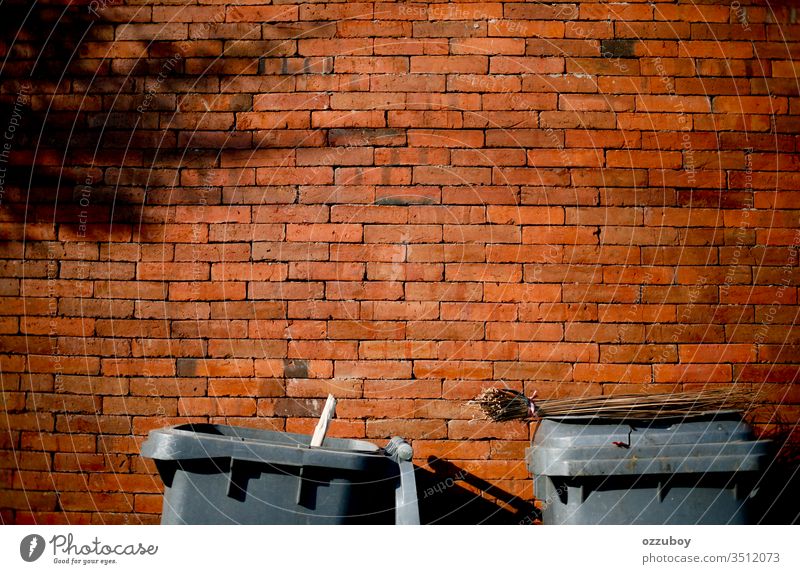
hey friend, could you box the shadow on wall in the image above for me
[416,457,539,525]
[1,1,135,237]
[416,434,800,525]
[753,432,800,524]
[0,1,229,234]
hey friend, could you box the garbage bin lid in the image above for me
[141,424,389,473]
[527,413,771,476]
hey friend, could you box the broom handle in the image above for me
[528,390,538,418]
[310,394,336,447]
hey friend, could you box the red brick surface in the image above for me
[1,0,799,524]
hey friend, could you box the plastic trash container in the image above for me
[527,412,770,524]
[141,423,419,525]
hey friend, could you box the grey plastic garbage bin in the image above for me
[527,413,770,524]
[141,423,419,525]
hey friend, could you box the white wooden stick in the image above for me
[310,394,337,447]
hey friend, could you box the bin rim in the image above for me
[536,409,744,424]
[154,423,381,453]
[527,414,772,477]
[141,423,390,471]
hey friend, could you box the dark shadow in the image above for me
[1,1,136,237]
[0,1,234,235]
[752,430,800,524]
[416,457,539,525]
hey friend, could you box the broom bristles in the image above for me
[470,387,763,422]
[469,388,531,422]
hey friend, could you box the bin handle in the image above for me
[384,437,419,525]
[394,458,420,525]
[384,436,413,461]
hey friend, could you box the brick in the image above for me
[441,302,516,322]
[333,166,411,186]
[207,379,284,397]
[288,300,359,319]
[653,364,732,383]
[445,263,521,282]
[312,111,385,129]
[209,338,286,358]
[607,150,683,169]
[679,344,757,363]
[138,262,209,281]
[56,415,131,435]
[297,148,374,167]
[448,420,529,440]
[176,358,254,377]
[135,301,211,320]
[678,41,753,59]
[179,397,257,417]
[406,321,484,341]
[29,356,101,375]
[286,224,362,243]
[363,224,441,244]
[486,206,564,225]
[285,378,362,398]
[359,341,437,359]
[328,321,405,340]
[495,361,572,381]
[361,297,435,319]
[407,129,484,148]
[372,151,446,171]
[253,93,329,112]
[636,95,710,113]
[366,419,446,440]
[369,259,436,280]
[287,261,363,281]
[451,38,525,55]
[237,112,310,130]
[230,6,298,22]
[487,322,562,342]
[559,317,646,343]
[413,440,491,460]
[446,340,520,364]
[335,361,411,379]
[211,263,287,282]
[22,317,95,336]
[414,361,493,380]
[168,282,247,301]
[573,364,652,383]
[257,166,333,185]
[713,96,788,114]
[329,206,405,225]
[735,365,800,384]
[326,281,404,301]
[519,342,598,362]
[336,56,407,74]
[721,286,797,305]
[413,166,491,185]
[487,56,566,76]
[411,56,488,74]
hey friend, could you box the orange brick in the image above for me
[679,344,757,363]
[286,224,362,243]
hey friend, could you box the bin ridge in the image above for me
[527,413,771,525]
[143,423,420,525]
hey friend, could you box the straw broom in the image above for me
[470,387,762,422]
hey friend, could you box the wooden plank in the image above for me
[310,394,337,447]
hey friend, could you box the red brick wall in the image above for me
[1,0,800,524]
